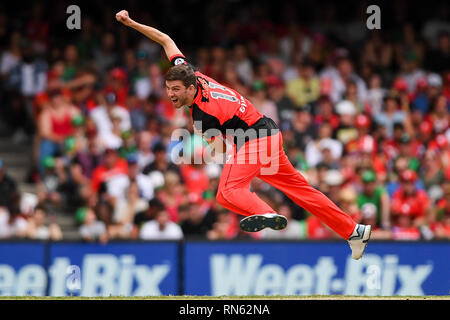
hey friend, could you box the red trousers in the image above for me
[215,132,356,239]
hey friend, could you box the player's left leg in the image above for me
[256,132,371,259]
[257,151,357,239]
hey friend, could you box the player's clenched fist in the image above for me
[115,10,133,26]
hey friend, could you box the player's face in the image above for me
[166,80,192,109]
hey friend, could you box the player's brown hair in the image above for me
[165,65,197,89]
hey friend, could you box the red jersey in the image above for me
[391,188,430,218]
[91,158,128,192]
[169,54,278,148]
[180,164,210,196]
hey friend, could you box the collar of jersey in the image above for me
[188,83,200,108]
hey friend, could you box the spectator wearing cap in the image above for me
[65,115,88,156]
[411,77,430,115]
[395,133,421,170]
[321,169,344,205]
[106,67,129,108]
[118,130,137,160]
[417,120,434,148]
[139,207,183,240]
[353,134,388,183]
[265,75,296,125]
[359,203,392,239]
[427,73,445,102]
[391,169,430,227]
[334,100,358,144]
[356,170,391,230]
[89,91,131,148]
[346,114,372,152]
[286,60,320,109]
[387,151,426,198]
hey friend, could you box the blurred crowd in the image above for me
[0,1,449,242]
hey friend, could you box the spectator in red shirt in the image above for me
[391,169,430,227]
[104,68,129,108]
[90,148,129,196]
[156,171,188,222]
[314,95,340,130]
[181,163,209,195]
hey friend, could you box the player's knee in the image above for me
[220,187,238,205]
[216,190,227,206]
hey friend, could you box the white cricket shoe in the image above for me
[347,224,372,260]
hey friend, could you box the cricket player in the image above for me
[116,10,371,259]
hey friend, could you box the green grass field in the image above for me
[1,295,449,300]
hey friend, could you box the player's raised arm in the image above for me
[115,10,182,61]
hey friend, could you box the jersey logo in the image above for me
[174,57,186,66]
[197,76,210,102]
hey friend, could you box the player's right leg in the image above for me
[238,213,287,233]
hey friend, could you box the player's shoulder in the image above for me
[195,71,220,86]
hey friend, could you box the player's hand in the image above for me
[115,10,133,27]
